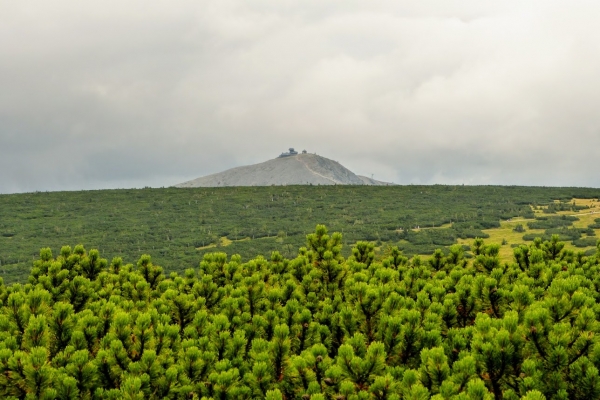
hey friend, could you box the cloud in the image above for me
[1,0,599,193]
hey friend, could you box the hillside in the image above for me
[2,185,600,283]
[175,153,392,187]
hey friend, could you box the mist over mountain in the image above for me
[175,150,392,187]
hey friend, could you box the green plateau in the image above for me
[2,185,600,284]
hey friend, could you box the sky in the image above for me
[1,1,600,194]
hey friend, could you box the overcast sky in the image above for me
[1,1,600,193]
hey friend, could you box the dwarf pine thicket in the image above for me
[2,186,600,284]
[1,225,600,399]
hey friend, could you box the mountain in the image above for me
[175,152,393,187]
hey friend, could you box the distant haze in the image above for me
[2,1,600,193]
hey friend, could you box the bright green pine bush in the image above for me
[1,226,600,399]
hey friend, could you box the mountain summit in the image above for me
[175,150,392,187]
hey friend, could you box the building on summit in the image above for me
[279,148,299,158]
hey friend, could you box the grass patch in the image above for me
[456,201,600,263]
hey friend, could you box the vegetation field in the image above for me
[1,225,600,399]
[2,186,600,398]
[2,186,600,283]
[458,199,600,262]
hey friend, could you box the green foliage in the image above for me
[542,201,588,214]
[513,224,525,233]
[2,186,599,283]
[527,215,579,230]
[0,226,599,399]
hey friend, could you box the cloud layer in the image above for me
[2,1,600,193]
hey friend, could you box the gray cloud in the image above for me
[1,1,599,193]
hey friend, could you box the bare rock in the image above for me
[175,153,394,187]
